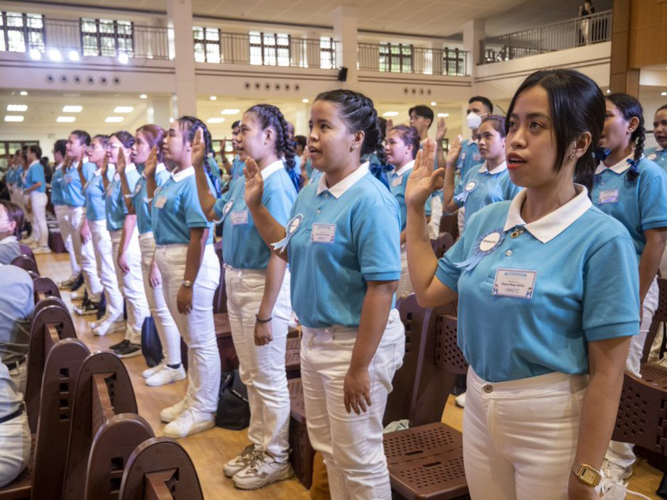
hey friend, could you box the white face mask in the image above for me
[0,221,13,233]
[466,112,482,130]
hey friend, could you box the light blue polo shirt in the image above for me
[25,161,46,193]
[456,139,481,181]
[389,161,432,231]
[0,236,21,266]
[51,164,65,206]
[215,160,297,270]
[305,159,314,179]
[62,160,96,207]
[106,163,141,232]
[592,155,667,260]
[231,157,245,182]
[290,155,301,176]
[645,147,667,173]
[84,166,115,221]
[132,163,170,235]
[436,186,639,382]
[208,156,221,182]
[0,264,34,364]
[454,161,521,223]
[287,163,402,329]
[152,166,215,246]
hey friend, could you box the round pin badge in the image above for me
[474,228,505,256]
[222,198,235,218]
[648,153,657,160]
[465,181,478,193]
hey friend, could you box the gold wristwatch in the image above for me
[571,462,601,487]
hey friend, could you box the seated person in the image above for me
[0,265,34,394]
[0,201,24,265]
[0,361,30,488]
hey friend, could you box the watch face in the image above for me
[581,468,599,485]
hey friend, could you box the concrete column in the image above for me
[148,97,172,128]
[167,0,197,116]
[295,103,309,136]
[463,19,485,78]
[332,6,358,85]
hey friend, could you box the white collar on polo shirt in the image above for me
[478,161,508,175]
[393,160,415,177]
[595,153,633,175]
[261,159,284,181]
[317,162,370,199]
[171,166,195,182]
[124,162,137,174]
[29,160,40,168]
[502,184,592,244]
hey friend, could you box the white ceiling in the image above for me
[20,0,613,38]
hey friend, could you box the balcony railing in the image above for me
[481,9,612,64]
[0,15,170,60]
[358,43,468,76]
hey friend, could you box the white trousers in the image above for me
[90,220,124,323]
[301,309,405,500]
[396,245,413,299]
[29,191,48,248]
[463,368,587,500]
[457,206,466,235]
[54,205,80,278]
[428,194,443,240]
[606,277,659,468]
[139,233,181,366]
[225,266,292,462]
[156,244,221,414]
[0,412,31,488]
[66,206,102,301]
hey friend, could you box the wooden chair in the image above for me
[180,312,238,372]
[285,336,301,379]
[119,437,204,500]
[644,277,667,363]
[10,255,39,274]
[62,352,154,500]
[431,232,455,260]
[31,276,61,304]
[439,213,459,242]
[18,244,36,264]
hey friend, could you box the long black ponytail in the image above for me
[177,116,221,196]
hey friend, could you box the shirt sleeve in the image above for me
[83,163,96,182]
[453,174,465,208]
[184,179,212,229]
[435,236,466,291]
[353,204,402,281]
[639,167,667,231]
[582,233,640,341]
[264,181,295,227]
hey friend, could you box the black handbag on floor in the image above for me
[141,316,163,368]
[215,370,250,430]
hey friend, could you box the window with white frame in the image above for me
[249,31,291,66]
[80,18,133,57]
[193,26,221,63]
[0,12,45,53]
[319,36,336,69]
[379,43,413,73]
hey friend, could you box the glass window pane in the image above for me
[83,35,99,56]
[206,43,220,63]
[100,36,116,56]
[250,45,262,65]
[194,42,205,62]
[81,19,97,33]
[193,27,204,40]
[206,28,219,41]
[7,31,25,52]
[27,14,43,29]
[7,13,23,27]
[99,20,114,34]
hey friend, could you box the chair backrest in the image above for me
[119,437,204,500]
[11,255,39,274]
[32,276,61,304]
[32,338,90,500]
[439,213,459,241]
[62,352,143,500]
[644,277,667,363]
[431,232,455,260]
[19,244,36,262]
[434,315,469,376]
[26,304,77,433]
[612,364,667,456]
[212,239,227,314]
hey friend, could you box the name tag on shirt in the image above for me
[492,268,536,299]
[598,189,619,205]
[311,224,336,244]
[391,177,402,187]
[230,210,249,225]
[154,196,167,209]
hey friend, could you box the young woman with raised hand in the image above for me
[194,103,298,490]
[78,135,125,338]
[405,69,639,500]
[245,89,404,500]
[118,125,184,387]
[443,115,521,229]
[148,116,220,439]
[103,131,150,359]
[592,93,667,487]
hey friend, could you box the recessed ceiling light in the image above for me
[63,105,83,113]
[302,99,309,103]
[169,117,174,123]
[139,94,147,99]
[221,109,240,115]
[5,116,24,122]
[68,50,80,62]
[29,49,41,60]
[105,116,124,123]
[662,92,667,97]
[383,111,399,117]
[207,117,225,124]
[48,49,62,62]
[437,113,450,118]
[113,106,134,113]
[431,102,437,106]
[19,91,28,96]
[118,53,129,64]
[210,96,217,101]
[606,89,612,94]
[57,116,76,123]
[7,104,27,112]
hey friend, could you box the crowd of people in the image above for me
[0,67,666,500]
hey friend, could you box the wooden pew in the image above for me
[31,276,61,303]
[11,255,39,274]
[62,352,154,500]
[119,437,204,500]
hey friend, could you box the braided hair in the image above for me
[177,116,221,196]
[389,125,420,160]
[606,93,644,183]
[245,104,300,192]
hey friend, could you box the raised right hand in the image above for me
[143,147,158,177]
[243,158,264,210]
[405,139,444,208]
[446,135,463,167]
[192,128,206,170]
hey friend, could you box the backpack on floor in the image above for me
[215,369,250,430]
[141,316,163,368]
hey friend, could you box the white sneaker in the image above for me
[601,459,633,485]
[455,392,466,408]
[162,408,215,439]
[33,246,52,255]
[28,241,39,249]
[146,365,186,387]
[159,397,191,423]
[70,290,85,302]
[93,320,126,336]
[90,314,109,329]
[232,453,294,490]
[143,360,167,379]
[224,444,262,478]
